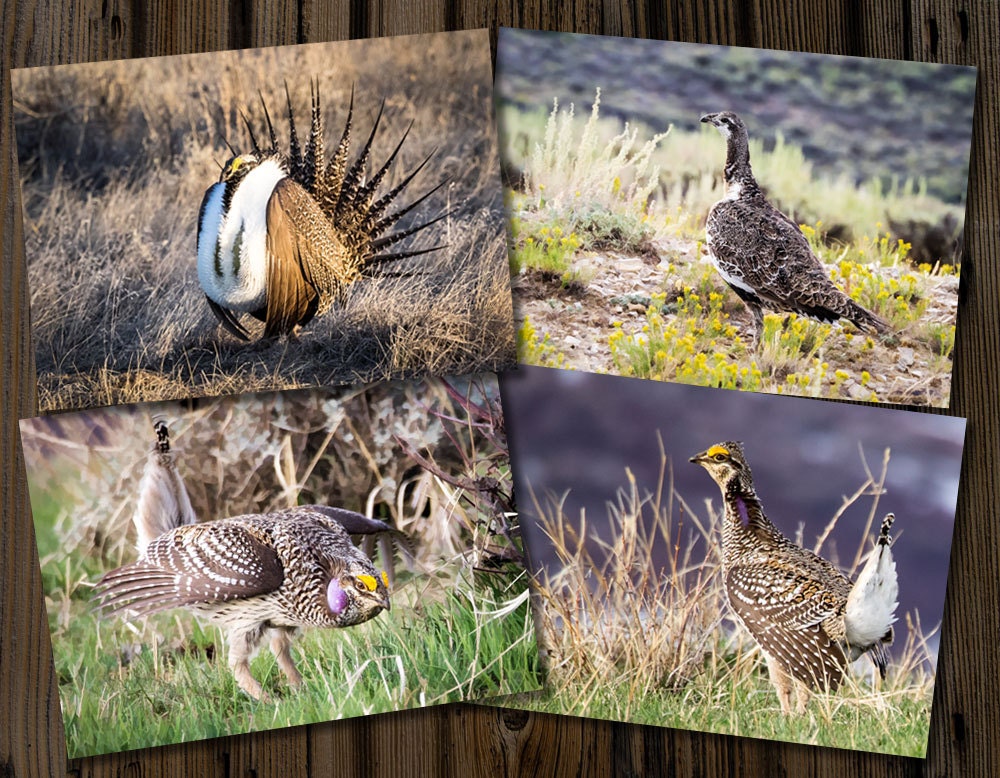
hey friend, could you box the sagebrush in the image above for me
[503,91,961,406]
[15,33,515,412]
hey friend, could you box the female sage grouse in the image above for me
[700,111,890,349]
[197,83,448,340]
[97,420,399,701]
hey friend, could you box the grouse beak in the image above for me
[689,451,708,465]
[377,570,391,612]
[700,113,718,126]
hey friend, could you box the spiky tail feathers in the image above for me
[246,84,453,280]
[319,123,454,277]
[844,513,898,670]
[133,420,197,554]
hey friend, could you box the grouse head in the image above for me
[219,153,265,185]
[689,440,756,496]
[700,111,747,140]
[325,561,392,627]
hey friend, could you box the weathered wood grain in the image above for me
[447,707,615,776]
[908,4,1000,778]
[1,0,998,776]
[2,0,58,775]
[299,0,350,44]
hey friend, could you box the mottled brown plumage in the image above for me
[97,422,396,701]
[700,112,890,348]
[197,82,449,340]
[690,441,897,714]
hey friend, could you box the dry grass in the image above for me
[514,437,937,756]
[22,376,537,756]
[23,375,520,572]
[14,32,514,413]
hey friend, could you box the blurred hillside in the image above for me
[502,366,965,659]
[497,30,976,205]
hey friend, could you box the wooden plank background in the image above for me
[1,1,996,775]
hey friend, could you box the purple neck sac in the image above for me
[734,495,752,527]
[327,579,348,615]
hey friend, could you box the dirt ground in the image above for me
[512,237,959,406]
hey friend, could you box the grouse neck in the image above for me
[723,483,770,533]
[723,132,759,199]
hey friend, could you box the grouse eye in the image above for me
[354,578,367,592]
[221,158,244,182]
[713,453,728,462]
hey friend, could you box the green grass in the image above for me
[506,653,931,756]
[50,561,537,758]
[24,378,540,758]
[504,661,931,758]
[497,444,937,758]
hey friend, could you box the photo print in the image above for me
[14,30,514,412]
[496,29,976,407]
[497,365,965,756]
[20,375,538,757]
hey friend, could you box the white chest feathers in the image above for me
[709,257,755,295]
[721,180,742,202]
[197,159,288,311]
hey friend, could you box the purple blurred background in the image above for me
[502,366,966,660]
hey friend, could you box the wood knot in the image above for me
[498,708,530,731]
[952,712,966,743]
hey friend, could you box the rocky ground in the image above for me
[513,237,959,407]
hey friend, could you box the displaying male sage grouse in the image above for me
[691,441,899,715]
[700,111,890,348]
[197,83,448,340]
[96,420,399,701]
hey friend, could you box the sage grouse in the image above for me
[700,112,890,348]
[197,83,447,340]
[690,441,898,714]
[96,420,396,701]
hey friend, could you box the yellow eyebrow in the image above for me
[357,574,378,592]
[380,571,390,589]
[707,444,730,458]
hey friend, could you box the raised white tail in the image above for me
[133,420,197,554]
[845,513,898,668]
